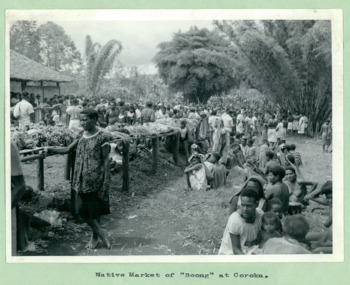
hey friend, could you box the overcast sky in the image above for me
[54,20,214,74]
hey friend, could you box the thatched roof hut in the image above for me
[10,50,74,99]
[10,50,73,82]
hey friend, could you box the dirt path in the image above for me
[24,170,207,256]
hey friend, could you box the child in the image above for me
[245,212,282,254]
[268,198,284,220]
[264,150,279,175]
[289,144,302,167]
[262,214,311,254]
[258,212,282,248]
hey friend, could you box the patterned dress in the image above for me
[72,130,111,194]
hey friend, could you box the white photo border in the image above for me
[5,9,343,263]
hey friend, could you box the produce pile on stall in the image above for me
[11,118,200,151]
[104,118,199,139]
[11,123,77,150]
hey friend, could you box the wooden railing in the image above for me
[19,130,180,193]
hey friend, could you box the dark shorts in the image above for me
[78,191,110,220]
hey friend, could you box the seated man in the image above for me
[219,188,263,255]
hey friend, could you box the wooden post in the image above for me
[122,140,130,193]
[315,121,320,136]
[41,81,44,99]
[64,153,73,180]
[21,80,26,91]
[66,114,71,127]
[57,82,60,96]
[37,154,44,191]
[173,132,180,166]
[152,136,159,173]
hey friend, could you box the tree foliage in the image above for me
[215,20,332,130]
[100,65,171,103]
[153,27,239,103]
[84,35,123,97]
[10,21,83,74]
[37,22,83,73]
[10,21,41,62]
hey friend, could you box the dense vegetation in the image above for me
[11,20,332,129]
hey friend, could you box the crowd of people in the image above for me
[10,90,333,255]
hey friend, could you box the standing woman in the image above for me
[320,120,332,152]
[287,112,294,134]
[276,118,285,145]
[66,99,82,134]
[46,108,112,250]
[212,118,223,153]
[267,115,278,148]
[298,114,306,137]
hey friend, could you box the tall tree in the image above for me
[37,21,83,73]
[215,20,332,130]
[84,35,123,97]
[153,27,239,104]
[10,21,41,62]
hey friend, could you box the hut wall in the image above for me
[26,86,60,100]
[10,80,60,100]
[10,81,21,92]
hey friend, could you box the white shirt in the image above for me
[188,112,200,120]
[156,111,168,120]
[245,116,252,127]
[66,106,81,120]
[189,165,207,191]
[13,99,34,127]
[208,115,222,130]
[221,113,234,133]
[218,209,263,255]
[252,116,258,129]
[237,113,244,124]
[135,109,141,119]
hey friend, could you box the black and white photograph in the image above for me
[5,10,343,262]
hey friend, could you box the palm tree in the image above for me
[84,35,123,97]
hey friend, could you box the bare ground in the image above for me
[20,134,332,256]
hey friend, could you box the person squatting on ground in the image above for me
[184,154,213,191]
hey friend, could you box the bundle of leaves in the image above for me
[11,123,77,150]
